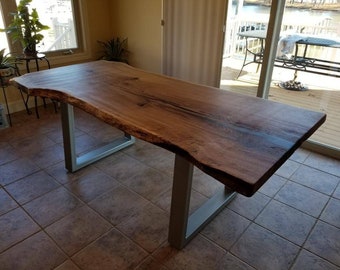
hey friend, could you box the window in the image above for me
[0,7,9,53]
[1,0,85,56]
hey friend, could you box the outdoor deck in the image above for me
[220,56,340,149]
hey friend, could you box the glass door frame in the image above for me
[255,0,340,159]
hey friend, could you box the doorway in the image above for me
[221,0,340,158]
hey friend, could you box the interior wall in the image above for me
[86,0,114,60]
[110,0,163,73]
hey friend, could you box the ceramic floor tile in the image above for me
[2,123,38,142]
[216,253,256,270]
[10,134,55,155]
[0,142,19,166]
[0,231,66,270]
[95,153,147,182]
[151,188,173,211]
[0,188,18,216]
[72,229,148,270]
[188,190,217,214]
[231,223,300,270]
[45,206,112,256]
[123,139,173,161]
[87,124,124,143]
[202,208,251,250]
[93,150,125,169]
[192,172,225,198]
[45,125,84,145]
[289,148,311,163]
[275,181,329,217]
[275,159,301,178]
[123,140,175,176]
[290,164,340,195]
[305,221,340,266]
[117,203,169,252]
[23,187,84,227]
[0,208,40,252]
[89,185,149,226]
[45,161,97,185]
[54,260,81,270]
[258,174,287,198]
[27,113,60,134]
[65,167,119,202]
[304,153,340,177]
[74,133,99,155]
[2,107,340,270]
[26,143,65,169]
[320,198,340,228]
[74,112,110,133]
[0,157,40,186]
[154,235,225,270]
[123,166,172,201]
[291,249,340,270]
[153,187,208,214]
[255,200,316,245]
[0,128,15,143]
[333,184,340,200]
[226,192,270,220]
[5,170,60,204]
[44,128,64,144]
[145,156,175,178]
[135,256,169,270]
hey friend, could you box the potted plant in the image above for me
[98,37,129,63]
[0,48,20,85]
[0,0,49,56]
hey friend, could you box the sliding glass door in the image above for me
[266,4,340,154]
[221,0,340,157]
[162,0,340,157]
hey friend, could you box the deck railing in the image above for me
[224,14,339,60]
[43,18,77,52]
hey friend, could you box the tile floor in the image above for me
[0,105,340,270]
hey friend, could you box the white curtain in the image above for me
[162,0,227,87]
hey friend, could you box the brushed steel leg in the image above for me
[168,154,236,249]
[60,103,135,172]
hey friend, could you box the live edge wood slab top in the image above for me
[12,61,326,196]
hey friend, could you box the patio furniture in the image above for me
[237,30,340,89]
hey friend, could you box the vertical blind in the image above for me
[162,0,227,87]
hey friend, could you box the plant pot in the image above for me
[0,67,15,86]
[23,44,38,57]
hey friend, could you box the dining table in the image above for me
[11,60,326,249]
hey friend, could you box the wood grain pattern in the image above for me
[11,61,326,196]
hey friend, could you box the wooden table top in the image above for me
[12,61,326,196]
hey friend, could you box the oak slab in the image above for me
[12,61,326,196]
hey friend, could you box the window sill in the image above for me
[15,51,94,74]
[49,51,93,65]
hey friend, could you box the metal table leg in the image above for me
[18,87,31,115]
[1,85,12,126]
[60,103,135,172]
[168,154,236,249]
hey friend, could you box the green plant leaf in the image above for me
[2,0,49,51]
